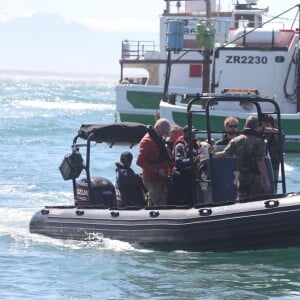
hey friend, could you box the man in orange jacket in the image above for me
[136,118,171,206]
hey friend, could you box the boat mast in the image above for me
[164,0,170,13]
[202,0,211,93]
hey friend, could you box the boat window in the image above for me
[235,14,255,28]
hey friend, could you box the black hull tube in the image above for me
[29,193,300,251]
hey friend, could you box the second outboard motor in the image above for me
[75,177,116,208]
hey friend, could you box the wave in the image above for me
[16,99,115,111]
[0,70,119,85]
[284,162,294,172]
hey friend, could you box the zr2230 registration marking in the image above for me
[226,55,268,64]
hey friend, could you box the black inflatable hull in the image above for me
[29,193,300,251]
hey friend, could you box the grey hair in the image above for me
[154,118,171,129]
[245,116,258,130]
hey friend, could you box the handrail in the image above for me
[186,94,286,203]
[121,40,158,59]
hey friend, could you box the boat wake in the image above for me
[0,207,153,253]
[284,162,294,172]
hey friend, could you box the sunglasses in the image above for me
[227,124,238,128]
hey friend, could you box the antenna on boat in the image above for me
[176,1,181,13]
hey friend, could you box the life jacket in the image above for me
[174,136,202,158]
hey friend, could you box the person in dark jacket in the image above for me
[261,114,283,191]
[115,151,145,208]
[171,125,209,206]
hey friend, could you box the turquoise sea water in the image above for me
[1,75,300,300]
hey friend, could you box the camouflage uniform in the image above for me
[223,128,266,200]
[264,130,282,190]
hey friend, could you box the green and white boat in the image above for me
[115,0,300,152]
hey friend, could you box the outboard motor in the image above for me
[75,177,116,208]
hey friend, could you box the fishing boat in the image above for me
[116,0,300,152]
[29,91,300,251]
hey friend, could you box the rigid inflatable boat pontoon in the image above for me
[29,91,300,251]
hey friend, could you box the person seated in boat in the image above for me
[115,151,146,208]
[136,118,172,207]
[215,116,239,150]
[170,125,209,206]
[261,114,283,192]
[213,116,271,201]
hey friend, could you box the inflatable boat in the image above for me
[29,91,300,251]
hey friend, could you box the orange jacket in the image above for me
[136,132,170,182]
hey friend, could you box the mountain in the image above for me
[0,13,157,77]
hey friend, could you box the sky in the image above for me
[0,0,297,32]
[0,0,298,76]
[0,0,166,35]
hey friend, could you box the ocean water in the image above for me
[0,75,300,300]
